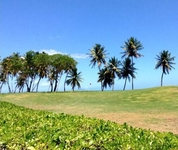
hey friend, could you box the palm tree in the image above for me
[33,52,49,92]
[97,67,113,91]
[120,57,136,90]
[15,75,26,93]
[87,43,108,70]
[66,68,83,91]
[155,50,175,86]
[87,44,108,90]
[63,55,77,92]
[24,50,38,92]
[121,37,143,90]
[0,72,6,93]
[108,57,121,91]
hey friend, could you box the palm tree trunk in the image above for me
[36,77,41,92]
[112,79,114,91]
[131,57,134,90]
[54,73,58,92]
[54,79,58,92]
[161,72,164,86]
[7,82,11,93]
[123,78,127,90]
[101,81,104,91]
[64,71,69,92]
[0,83,4,93]
[50,80,53,92]
[6,76,11,93]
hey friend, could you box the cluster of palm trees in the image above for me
[88,37,175,91]
[0,51,82,93]
[0,37,175,93]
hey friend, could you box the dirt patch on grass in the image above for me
[93,112,178,134]
[25,105,178,134]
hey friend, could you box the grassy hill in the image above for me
[1,86,178,134]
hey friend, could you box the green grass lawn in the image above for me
[1,86,178,134]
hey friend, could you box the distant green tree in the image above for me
[1,53,22,93]
[47,54,77,92]
[155,50,175,86]
[0,67,6,93]
[33,52,49,92]
[108,57,121,91]
[97,67,112,91]
[1,57,11,92]
[66,68,82,91]
[23,50,38,92]
[63,55,77,92]
[48,54,63,92]
[121,37,143,90]
[120,57,136,90]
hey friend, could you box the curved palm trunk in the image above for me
[123,78,127,90]
[54,78,58,92]
[7,81,11,93]
[161,72,164,86]
[36,77,41,92]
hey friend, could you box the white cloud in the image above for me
[70,54,88,59]
[39,49,88,59]
[39,49,62,55]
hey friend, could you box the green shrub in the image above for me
[0,101,178,149]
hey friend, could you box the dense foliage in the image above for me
[0,101,178,149]
[0,51,79,93]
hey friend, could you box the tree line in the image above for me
[88,37,175,91]
[0,51,82,93]
[0,36,175,93]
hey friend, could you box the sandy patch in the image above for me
[92,112,178,134]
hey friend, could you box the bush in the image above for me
[0,101,178,149]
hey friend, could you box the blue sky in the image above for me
[1,0,178,92]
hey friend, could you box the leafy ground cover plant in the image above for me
[0,101,178,149]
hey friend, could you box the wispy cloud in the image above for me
[70,54,88,59]
[39,49,88,59]
[39,49,62,55]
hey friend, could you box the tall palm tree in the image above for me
[108,57,121,91]
[155,50,175,86]
[87,44,108,70]
[66,68,82,91]
[120,57,136,90]
[121,37,143,90]
[87,44,108,91]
